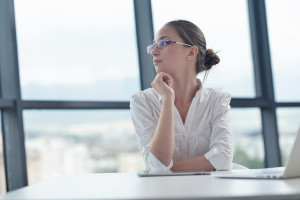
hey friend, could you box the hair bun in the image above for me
[204,49,220,70]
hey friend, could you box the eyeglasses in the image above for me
[146,39,192,54]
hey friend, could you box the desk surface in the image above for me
[2,172,300,200]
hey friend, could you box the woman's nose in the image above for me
[151,45,159,56]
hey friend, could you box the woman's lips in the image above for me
[153,59,162,65]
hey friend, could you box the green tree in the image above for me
[233,146,264,169]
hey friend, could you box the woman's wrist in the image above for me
[162,94,175,104]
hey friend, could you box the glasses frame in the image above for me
[146,39,192,54]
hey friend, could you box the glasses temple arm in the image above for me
[175,41,192,47]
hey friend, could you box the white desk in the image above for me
[2,172,300,200]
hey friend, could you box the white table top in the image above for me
[2,172,300,200]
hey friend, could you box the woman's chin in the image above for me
[155,66,166,74]
[155,67,160,73]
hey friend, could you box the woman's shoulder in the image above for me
[130,88,160,105]
[202,88,231,105]
[131,88,158,99]
[204,88,231,97]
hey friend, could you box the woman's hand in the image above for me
[151,72,175,102]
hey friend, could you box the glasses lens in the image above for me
[157,40,167,49]
[146,40,168,54]
[147,44,155,54]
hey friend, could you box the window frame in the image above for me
[0,0,299,192]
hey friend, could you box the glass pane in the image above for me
[277,108,300,165]
[266,0,300,102]
[231,108,264,168]
[15,0,140,101]
[23,110,145,185]
[152,0,255,98]
[0,112,7,194]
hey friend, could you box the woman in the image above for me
[130,20,233,172]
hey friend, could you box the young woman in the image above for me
[130,20,233,172]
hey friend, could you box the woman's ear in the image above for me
[187,46,198,60]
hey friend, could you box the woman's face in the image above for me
[151,26,190,75]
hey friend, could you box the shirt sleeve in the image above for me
[130,93,173,171]
[204,92,234,171]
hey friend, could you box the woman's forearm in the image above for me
[150,97,174,166]
[171,155,215,172]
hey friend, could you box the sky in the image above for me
[14,0,140,101]
[12,0,300,133]
[265,0,300,102]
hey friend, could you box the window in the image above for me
[14,0,140,101]
[0,112,7,194]
[266,0,300,102]
[231,108,264,168]
[152,0,255,97]
[23,110,145,185]
[277,108,300,165]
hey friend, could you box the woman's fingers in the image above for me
[152,72,174,100]
[162,74,172,86]
[153,72,171,87]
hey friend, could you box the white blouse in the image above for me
[130,80,234,171]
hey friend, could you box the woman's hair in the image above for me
[165,20,220,77]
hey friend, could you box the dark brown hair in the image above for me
[165,20,220,77]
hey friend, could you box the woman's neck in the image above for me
[171,77,199,106]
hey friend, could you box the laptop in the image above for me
[214,128,300,179]
[137,170,211,177]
